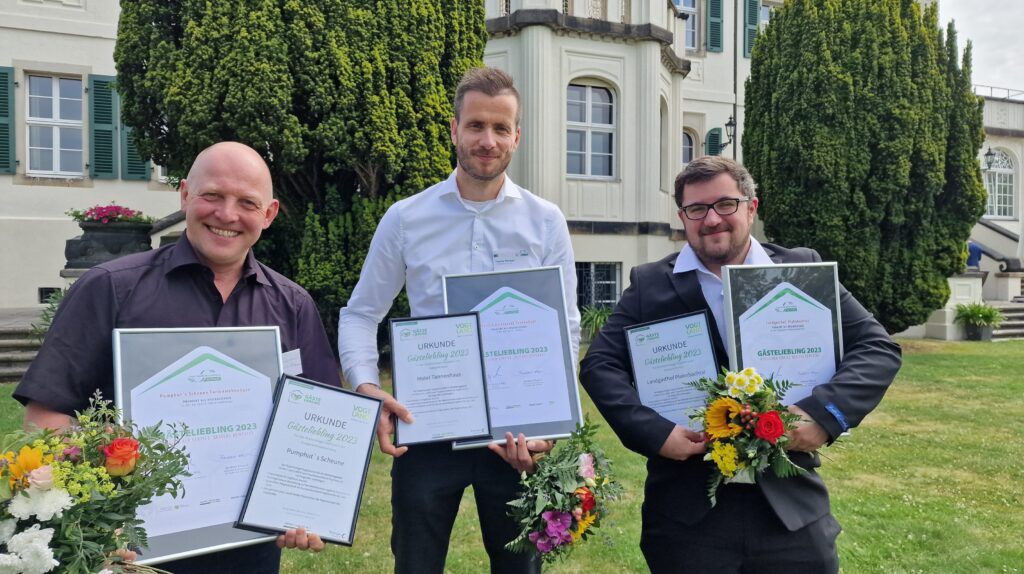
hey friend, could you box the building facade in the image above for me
[0,0,179,308]
[484,0,774,309]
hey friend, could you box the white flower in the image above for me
[8,487,74,522]
[0,519,16,544]
[0,553,25,574]
[96,570,114,574]
[5,525,57,574]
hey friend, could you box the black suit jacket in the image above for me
[580,244,901,531]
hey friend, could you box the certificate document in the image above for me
[114,327,282,564]
[237,376,380,545]
[389,313,491,446]
[723,263,843,405]
[443,267,582,448]
[625,312,719,430]
[130,346,272,536]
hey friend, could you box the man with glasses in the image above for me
[580,156,900,572]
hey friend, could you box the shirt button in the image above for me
[473,243,480,250]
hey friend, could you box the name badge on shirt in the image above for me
[492,248,531,271]
[282,348,303,376]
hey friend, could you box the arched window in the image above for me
[682,131,695,165]
[567,83,616,178]
[984,150,1016,218]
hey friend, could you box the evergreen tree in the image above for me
[744,0,985,333]
[116,0,486,339]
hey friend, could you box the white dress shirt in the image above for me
[673,236,774,347]
[339,170,581,388]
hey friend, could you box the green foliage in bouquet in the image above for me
[689,368,806,506]
[505,419,623,563]
[0,394,189,574]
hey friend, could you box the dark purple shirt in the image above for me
[15,234,339,415]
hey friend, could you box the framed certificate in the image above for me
[113,327,283,565]
[722,262,843,405]
[625,311,720,430]
[443,266,582,449]
[236,375,381,546]
[389,313,491,446]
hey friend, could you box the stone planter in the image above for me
[963,324,994,341]
[64,221,153,269]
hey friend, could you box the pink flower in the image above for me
[542,510,572,538]
[61,446,81,461]
[28,465,54,490]
[528,531,555,553]
[577,452,596,479]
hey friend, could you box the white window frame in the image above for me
[26,74,83,177]
[679,0,698,50]
[984,150,1016,220]
[566,82,617,179]
[682,130,697,165]
[576,262,622,307]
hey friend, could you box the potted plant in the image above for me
[953,302,1005,341]
[64,203,155,269]
[580,305,614,343]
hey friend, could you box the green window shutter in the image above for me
[0,67,14,175]
[120,126,150,180]
[88,75,117,179]
[744,0,760,57]
[705,128,722,156]
[707,0,724,53]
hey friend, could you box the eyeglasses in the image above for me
[678,197,751,221]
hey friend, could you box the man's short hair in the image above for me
[674,156,758,207]
[454,67,522,127]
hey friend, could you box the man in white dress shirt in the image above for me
[338,67,580,574]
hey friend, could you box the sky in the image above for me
[936,0,1024,93]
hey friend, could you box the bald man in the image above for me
[16,142,338,572]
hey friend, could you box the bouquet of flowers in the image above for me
[0,394,189,574]
[689,367,805,505]
[505,420,623,563]
[65,204,152,225]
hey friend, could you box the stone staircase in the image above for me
[0,325,39,384]
[992,302,1024,340]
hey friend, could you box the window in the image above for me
[567,83,615,178]
[760,2,774,29]
[678,0,698,50]
[26,75,83,176]
[984,150,1016,219]
[682,131,695,165]
[576,262,622,307]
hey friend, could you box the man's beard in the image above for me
[457,145,509,182]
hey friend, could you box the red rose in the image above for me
[754,411,785,444]
[104,437,141,477]
[574,487,596,513]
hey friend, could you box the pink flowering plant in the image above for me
[505,419,622,563]
[66,203,153,225]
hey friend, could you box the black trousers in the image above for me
[390,443,540,574]
[158,541,280,574]
[640,484,840,574]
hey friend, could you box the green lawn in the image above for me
[3,339,1021,573]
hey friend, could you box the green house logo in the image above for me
[456,322,472,336]
[288,390,304,403]
[686,322,703,335]
[775,302,798,313]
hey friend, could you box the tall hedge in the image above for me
[744,0,986,333]
[116,0,486,339]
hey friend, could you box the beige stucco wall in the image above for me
[0,1,180,307]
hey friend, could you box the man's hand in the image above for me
[356,383,413,458]
[657,426,706,461]
[487,432,554,474]
[785,405,828,452]
[275,527,325,552]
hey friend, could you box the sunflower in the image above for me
[571,512,598,542]
[705,397,743,439]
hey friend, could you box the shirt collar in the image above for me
[169,233,268,285]
[673,236,773,275]
[440,169,522,205]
